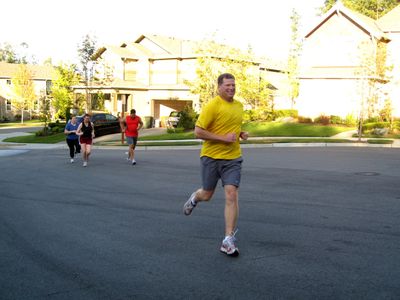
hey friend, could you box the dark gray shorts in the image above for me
[126,136,138,146]
[200,156,243,190]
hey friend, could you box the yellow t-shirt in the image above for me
[196,95,243,159]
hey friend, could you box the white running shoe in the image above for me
[183,192,197,215]
[220,229,239,257]
[83,161,87,167]
[70,158,74,163]
[132,159,136,165]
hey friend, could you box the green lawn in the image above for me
[242,122,351,137]
[0,120,44,128]
[4,133,65,144]
[3,122,356,144]
[140,131,195,141]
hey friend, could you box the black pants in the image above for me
[66,139,81,158]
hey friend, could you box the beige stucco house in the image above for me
[0,62,54,121]
[73,34,288,126]
[297,2,400,120]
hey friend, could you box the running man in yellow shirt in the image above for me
[183,73,248,257]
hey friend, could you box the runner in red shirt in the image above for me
[121,109,143,165]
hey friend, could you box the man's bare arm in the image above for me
[194,126,236,143]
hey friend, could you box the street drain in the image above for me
[354,172,380,176]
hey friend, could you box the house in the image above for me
[297,2,400,120]
[72,34,288,126]
[0,62,54,121]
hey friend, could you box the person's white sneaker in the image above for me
[83,161,87,167]
[132,159,136,165]
[70,158,74,163]
[183,192,197,215]
[220,229,239,257]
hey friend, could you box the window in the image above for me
[6,80,11,85]
[46,80,52,95]
[106,114,117,121]
[6,99,11,111]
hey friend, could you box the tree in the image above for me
[0,42,36,64]
[185,39,273,117]
[51,64,81,119]
[286,8,302,109]
[10,64,37,123]
[0,43,18,63]
[356,39,392,139]
[77,34,97,112]
[321,0,399,19]
[38,95,51,135]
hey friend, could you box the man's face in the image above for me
[218,78,236,101]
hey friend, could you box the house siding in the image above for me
[74,34,285,126]
[298,4,400,119]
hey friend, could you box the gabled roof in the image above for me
[134,34,199,58]
[305,1,389,41]
[93,34,285,75]
[377,4,400,32]
[0,62,54,80]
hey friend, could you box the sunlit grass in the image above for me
[0,120,44,128]
[140,131,195,140]
[240,138,356,144]
[366,139,393,144]
[3,133,65,144]
[242,122,352,137]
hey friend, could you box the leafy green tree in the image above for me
[186,40,273,118]
[10,64,36,123]
[51,64,81,119]
[77,34,97,112]
[356,39,393,139]
[0,43,18,63]
[38,95,51,135]
[287,8,302,109]
[0,42,36,64]
[321,0,399,19]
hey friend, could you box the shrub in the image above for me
[314,115,330,125]
[362,122,389,132]
[330,115,342,124]
[297,116,313,123]
[177,105,198,130]
[243,109,274,122]
[345,114,357,126]
[393,121,400,130]
[273,109,298,119]
[36,127,50,136]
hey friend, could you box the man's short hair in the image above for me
[218,73,235,86]
[130,109,136,114]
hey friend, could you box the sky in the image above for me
[1,0,325,65]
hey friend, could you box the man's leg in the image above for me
[224,185,239,236]
[183,188,214,216]
[129,144,134,160]
[219,184,240,256]
[131,137,138,163]
[193,189,214,202]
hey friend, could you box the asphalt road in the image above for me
[1,147,400,299]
